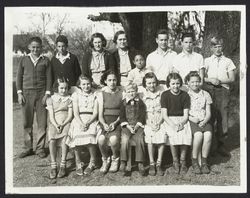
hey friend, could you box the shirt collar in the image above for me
[28,53,44,65]
[92,50,104,57]
[156,48,170,56]
[180,50,194,57]
[212,54,224,60]
[125,96,139,104]
[118,49,129,56]
[56,52,70,60]
[188,89,203,99]
[51,94,70,102]
[144,89,161,99]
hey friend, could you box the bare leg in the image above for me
[147,143,155,164]
[49,140,57,163]
[202,131,212,158]
[192,132,203,159]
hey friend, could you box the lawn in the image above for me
[12,101,240,187]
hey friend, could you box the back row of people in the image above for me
[16,29,236,178]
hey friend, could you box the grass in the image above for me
[12,98,240,187]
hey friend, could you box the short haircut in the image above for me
[89,32,107,48]
[113,30,127,44]
[56,35,68,46]
[125,82,138,92]
[166,72,183,88]
[53,77,70,93]
[28,36,42,45]
[210,36,223,46]
[76,75,93,88]
[181,32,195,42]
[142,72,159,88]
[133,50,146,61]
[184,71,201,84]
[100,70,118,86]
[155,29,168,38]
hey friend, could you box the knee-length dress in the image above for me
[46,94,72,142]
[66,90,100,148]
[142,89,167,144]
[100,87,123,140]
[161,90,192,145]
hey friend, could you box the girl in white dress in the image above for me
[66,75,100,176]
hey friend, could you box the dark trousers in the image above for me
[21,89,47,153]
[120,127,145,162]
[203,84,230,149]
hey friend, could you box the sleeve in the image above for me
[16,57,24,91]
[137,99,146,125]
[204,91,213,105]
[146,54,152,71]
[67,98,73,108]
[127,69,134,82]
[45,97,53,111]
[204,58,209,77]
[71,92,78,103]
[46,58,52,93]
[119,100,127,126]
[183,92,190,109]
[160,92,168,109]
[227,58,236,72]
[74,55,82,81]
[199,54,205,69]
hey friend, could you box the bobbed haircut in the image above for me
[113,30,127,44]
[76,75,93,88]
[166,72,183,88]
[142,72,159,88]
[155,29,168,38]
[89,32,107,48]
[184,71,201,84]
[28,36,42,45]
[125,82,138,92]
[100,70,118,86]
[181,32,195,42]
[53,77,70,93]
[56,35,68,46]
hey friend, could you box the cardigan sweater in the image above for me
[81,50,111,79]
[109,48,137,85]
[51,53,81,86]
[16,55,52,92]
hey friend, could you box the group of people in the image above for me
[16,28,236,180]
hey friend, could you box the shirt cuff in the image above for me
[17,90,22,94]
[45,91,51,95]
[136,122,144,128]
[120,122,128,127]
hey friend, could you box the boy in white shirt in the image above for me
[173,33,205,90]
[146,29,177,89]
[204,36,236,157]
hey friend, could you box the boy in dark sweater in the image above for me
[119,83,146,176]
[16,37,52,158]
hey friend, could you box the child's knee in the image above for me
[109,136,119,147]
[98,135,106,145]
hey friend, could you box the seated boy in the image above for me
[119,83,146,176]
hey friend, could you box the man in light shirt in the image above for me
[204,36,236,157]
[146,29,177,89]
[173,33,205,89]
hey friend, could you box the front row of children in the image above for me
[46,69,213,179]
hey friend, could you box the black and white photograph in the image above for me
[4,5,247,194]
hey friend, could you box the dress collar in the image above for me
[56,52,70,60]
[51,94,70,102]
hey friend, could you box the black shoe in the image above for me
[148,164,156,176]
[201,163,210,174]
[57,166,66,178]
[123,166,132,177]
[19,149,34,158]
[138,163,146,176]
[156,165,164,176]
[192,162,201,174]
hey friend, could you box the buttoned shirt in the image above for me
[127,67,151,86]
[90,51,106,72]
[118,49,132,75]
[204,55,236,89]
[173,51,204,81]
[146,49,177,81]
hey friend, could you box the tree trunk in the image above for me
[142,12,168,55]
[202,11,240,66]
